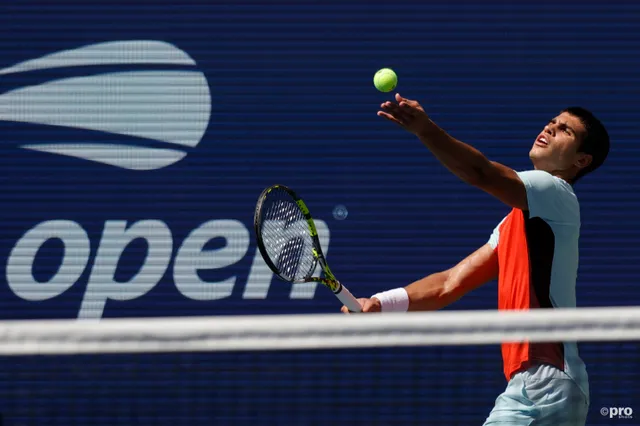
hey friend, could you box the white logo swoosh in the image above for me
[0,41,212,170]
[0,40,196,75]
[21,144,187,171]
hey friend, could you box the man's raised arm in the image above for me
[378,93,528,211]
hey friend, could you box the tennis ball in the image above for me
[373,68,397,93]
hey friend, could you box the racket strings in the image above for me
[260,189,316,281]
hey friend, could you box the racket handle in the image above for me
[334,283,362,313]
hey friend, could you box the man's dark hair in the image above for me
[562,106,610,183]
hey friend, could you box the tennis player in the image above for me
[341,93,610,426]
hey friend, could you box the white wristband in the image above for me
[371,288,409,313]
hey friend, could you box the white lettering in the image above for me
[173,220,249,300]
[79,220,172,319]
[7,220,90,301]
[7,218,331,318]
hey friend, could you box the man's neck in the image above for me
[533,165,575,185]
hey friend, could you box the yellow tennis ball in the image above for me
[373,68,397,92]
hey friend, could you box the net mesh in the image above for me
[258,187,316,281]
[1,308,639,425]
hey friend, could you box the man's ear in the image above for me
[575,152,592,170]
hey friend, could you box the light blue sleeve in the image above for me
[517,170,578,221]
[487,216,506,250]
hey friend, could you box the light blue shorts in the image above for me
[483,364,589,426]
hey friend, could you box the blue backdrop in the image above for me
[0,1,637,425]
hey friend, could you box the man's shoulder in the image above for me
[517,169,576,197]
[517,169,572,188]
[516,170,580,222]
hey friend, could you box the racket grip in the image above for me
[334,284,362,313]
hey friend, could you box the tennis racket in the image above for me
[254,184,362,313]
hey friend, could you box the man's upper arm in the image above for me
[444,243,499,301]
[473,161,529,211]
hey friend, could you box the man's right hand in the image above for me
[340,297,381,314]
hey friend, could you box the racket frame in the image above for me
[254,184,361,312]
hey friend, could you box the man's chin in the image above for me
[529,149,539,163]
[529,145,547,160]
[529,152,546,170]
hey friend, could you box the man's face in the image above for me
[529,112,590,174]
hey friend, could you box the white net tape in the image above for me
[0,306,639,355]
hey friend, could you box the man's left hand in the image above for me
[377,93,431,136]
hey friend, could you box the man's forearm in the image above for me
[417,120,491,185]
[404,270,456,311]
[374,244,498,313]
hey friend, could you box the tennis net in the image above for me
[1,307,639,425]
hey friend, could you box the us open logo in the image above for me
[0,40,211,170]
[601,406,633,419]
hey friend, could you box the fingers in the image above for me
[380,101,414,125]
[377,110,406,127]
[395,93,423,112]
[395,93,418,107]
[399,101,418,115]
[341,298,374,314]
[382,99,418,117]
[341,299,362,314]
[362,298,382,313]
[362,300,377,313]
